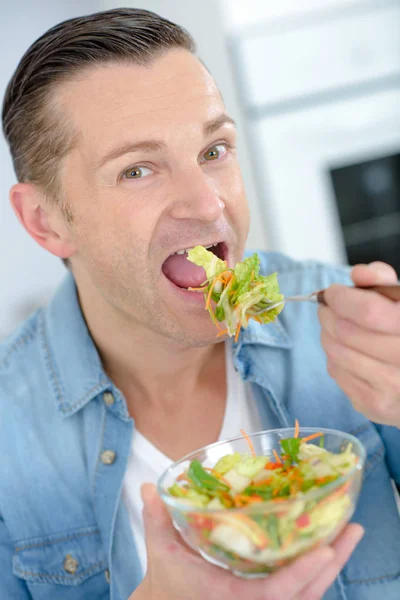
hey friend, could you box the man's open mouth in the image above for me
[162,242,227,289]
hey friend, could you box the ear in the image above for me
[10,183,76,259]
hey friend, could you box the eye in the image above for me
[202,144,229,162]
[122,165,153,180]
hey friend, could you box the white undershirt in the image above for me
[122,341,263,574]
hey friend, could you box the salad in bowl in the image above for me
[158,425,365,577]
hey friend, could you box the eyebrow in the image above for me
[95,113,236,169]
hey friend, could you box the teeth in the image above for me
[170,242,220,256]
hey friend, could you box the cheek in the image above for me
[227,168,250,234]
[80,187,156,247]
[219,163,247,206]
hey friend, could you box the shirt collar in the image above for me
[239,316,291,349]
[43,272,291,418]
[42,272,114,418]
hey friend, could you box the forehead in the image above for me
[58,50,224,153]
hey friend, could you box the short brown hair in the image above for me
[2,8,196,201]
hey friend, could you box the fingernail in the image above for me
[141,483,157,504]
[367,262,391,275]
[354,527,365,544]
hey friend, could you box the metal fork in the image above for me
[254,284,400,315]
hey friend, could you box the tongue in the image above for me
[162,252,207,288]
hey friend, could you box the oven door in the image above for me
[249,86,400,267]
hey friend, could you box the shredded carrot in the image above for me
[315,476,335,485]
[234,494,262,507]
[205,279,218,311]
[219,491,234,507]
[216,328,229,338]
[220,273,232,285]
[273,449,282,464]
[252,316,262,324]
[294,419,300,439]
[240,428,256,457]
[234,322,242,343]
[252,478,273,487]
[177,471,189,482]
[301,432,324,444]
[265,461,281,470]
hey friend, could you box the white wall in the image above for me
[220,0,367,31]
[0,0,100,338]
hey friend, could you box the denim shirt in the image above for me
[0,251,399,600]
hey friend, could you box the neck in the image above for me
[77,279,224,414]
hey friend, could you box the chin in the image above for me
[164,316,227,348]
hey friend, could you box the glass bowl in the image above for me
[158,427,366,578]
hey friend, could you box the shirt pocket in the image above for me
[12,525,109,598]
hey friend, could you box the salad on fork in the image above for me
[187,246,284,341]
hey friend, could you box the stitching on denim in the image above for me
[248,373,291,426]
[343,570,400,585]
[363,446,385,479]
[15,528,100,552]
[63,382,108,414]
[346,423,385,478]
[0,314,39,371]
[262,258,350,278]
[336,574,348,600]
[39,310,108,414]
[92,406,107,507]
[348,423,370,437]
[16,560,105,581]
[39,311,65,410]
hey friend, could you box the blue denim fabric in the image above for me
[0,251,399,600]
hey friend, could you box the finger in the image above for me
[323,284,400,334]
[245,546,335,598]
[319,306,400,366]
[321,328,400,395]
[141,484,178,543]
[352,262,398,287]
[299,524,364,600]
[141,483,205,565]
[326,362,396,423]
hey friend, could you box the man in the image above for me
[1,7,399,600]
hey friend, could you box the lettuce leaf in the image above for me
[187,246,227,281]
[186,247,284,337]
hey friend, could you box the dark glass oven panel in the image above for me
[329,152,400,275]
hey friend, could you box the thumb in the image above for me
[141,483,175,542]
[351,261,398,287]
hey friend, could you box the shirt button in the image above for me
[105,568,111,584]
[101,450,116,465]
[63,554,78,574]
[103,391,115,406]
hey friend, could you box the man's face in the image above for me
[58,49,250,345]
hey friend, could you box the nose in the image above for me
[168,168,225,223]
